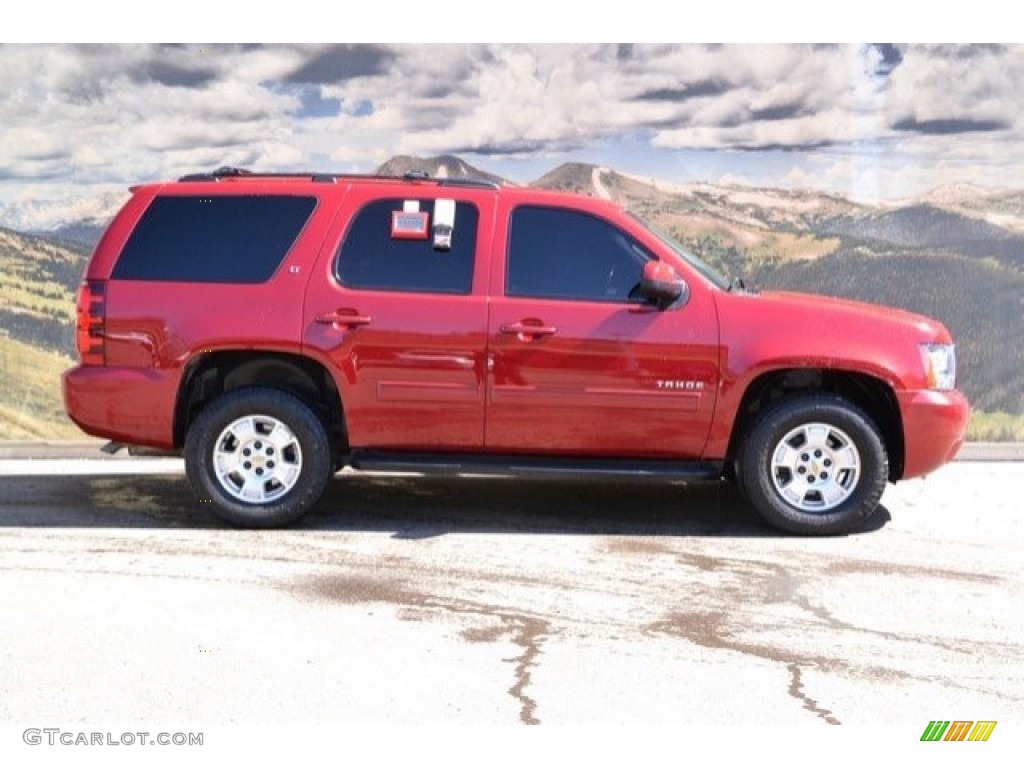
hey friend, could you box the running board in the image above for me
[348,451,723,482]
[102,441,180,458]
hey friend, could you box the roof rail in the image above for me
[435,177,501,190]
[177,166,253,182]
[176,167,500,190]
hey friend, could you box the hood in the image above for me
[713,288,956,391]
[748,290,952,343]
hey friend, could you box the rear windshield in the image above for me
[112,195,317,283]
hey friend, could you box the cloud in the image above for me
[265,82,342,118]
[892,117,1009,134]
[450,140,548,156]
[8,43,1021,167]
[885,44,1024,133]
[632,79,731,102]
[3,43,1024,228]
[132,60,218,88]
[286,44,394,84]
[750,103,807,122]
[868,44,903,76]
[926,43,1007,59]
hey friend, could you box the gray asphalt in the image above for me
[0,458,1021,726]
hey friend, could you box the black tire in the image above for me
[185,387,332,528]
[737,395,888,535]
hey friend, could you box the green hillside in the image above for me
[818,205,1024,269]
[0,332,81,439]
[0,227,86,438]
[0,226,86,356]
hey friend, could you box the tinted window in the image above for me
[113,195,316,283]
[337,198,477,294]
[336,199,477,294]
[628,211,730,290]
[507,206,650,301]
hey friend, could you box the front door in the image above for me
[485,204,719,458]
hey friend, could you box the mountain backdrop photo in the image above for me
[1,44,1022,440]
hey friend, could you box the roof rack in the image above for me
[178,166,253,182]
[177,167,500,190]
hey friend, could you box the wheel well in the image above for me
[174,351,347,458]
[726,369,905,481]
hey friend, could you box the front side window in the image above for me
[507,206,650,302]
[113,195,316,283]
[335,199,478,294]
[627,211,730,291]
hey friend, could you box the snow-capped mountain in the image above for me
[0,188,128,236]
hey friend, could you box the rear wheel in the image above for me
[738,395,888,535]
[185,387,332,527]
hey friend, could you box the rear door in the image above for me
[303,185,495,450]
[485,201,719,458]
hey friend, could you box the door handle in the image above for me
[315,309,372,327]
[500,320,558,338]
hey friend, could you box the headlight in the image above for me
[920,343,956,390]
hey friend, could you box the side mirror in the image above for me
[639,261,687,309]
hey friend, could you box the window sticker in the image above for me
[391,206,429,239]
[433,198,456,251]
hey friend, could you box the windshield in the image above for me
[627,211,731,291]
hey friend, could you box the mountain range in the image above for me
[1,155,1021,439]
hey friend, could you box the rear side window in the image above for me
[113,195,317,283]
[336,199,478,294]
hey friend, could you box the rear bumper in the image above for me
[62,365,180,450]
[898,388,970,479]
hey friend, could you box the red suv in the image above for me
[63,168,969,534]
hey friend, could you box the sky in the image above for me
[2,42,1023,230]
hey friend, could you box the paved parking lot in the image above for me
[0,455,1021,726]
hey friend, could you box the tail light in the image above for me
[75,279,106,365]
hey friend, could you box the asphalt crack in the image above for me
[459,613,548,724]
[501,616,546,725]
[787,662,840,725]
[300,573,549,724]
[649,610,849,724]
[790,593,1009,657]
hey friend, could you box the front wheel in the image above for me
[738,396,888,535]
[185,387,332,528]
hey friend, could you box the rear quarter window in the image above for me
[112,195,317,283]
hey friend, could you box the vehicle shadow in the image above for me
[0,472,891,538]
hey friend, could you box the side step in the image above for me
[348,451,723,482]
